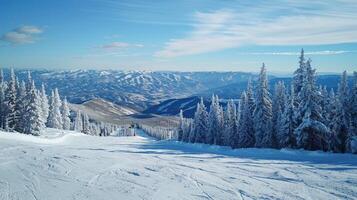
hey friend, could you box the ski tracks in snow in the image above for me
[0,132,356,200]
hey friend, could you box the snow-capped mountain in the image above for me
[10,69,252,110]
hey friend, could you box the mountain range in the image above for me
[3,69,351,118]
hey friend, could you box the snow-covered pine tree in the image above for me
[237,91,255,148]
[25,71,32,92]
[193,98,208,143]
[326,88,336,120]
[61,97,71,130]
[348,72,357,153]
[0,69,6,129]
[4,68,18,131]
[223,99,238,147]
[295,59,329,151]
[223,101,230,146]
[74,110,83,132]
[254,63,273,148]
[183,118,192,142]
[320,86,329,125]
[293,49,306,95]
[217,104,225,145]
[188,120,195,143]
[293,49,307,128]
[272,81,286,146]
[236,77,256,148]
[47,88,63,129]
[246,78,256,116]
[82,113,90,134]
[207,95,224,145]
[206,95,216,144]
[327,89,344,152]
[15,81,27,133]
[40,84,49,124]
[24,81,45,136]
[327,72,350,152]
[277,84,297,148]
[177,109,184,141]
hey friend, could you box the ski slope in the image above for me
[0,129,356,200]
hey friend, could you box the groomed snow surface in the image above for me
[0,129,356,200]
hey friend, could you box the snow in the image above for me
[0,129,356,200]
[0,129,82,144]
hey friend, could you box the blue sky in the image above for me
[0,0,357,72]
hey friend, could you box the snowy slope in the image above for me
[0,129,356,200]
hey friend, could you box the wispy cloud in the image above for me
[1,25,43,44]
[245,50,354,56]
[156,0,357,58]
[98,41,143,50]
[78,41,144,59]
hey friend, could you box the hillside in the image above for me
[69,98,137,124]
[143,96,206,117]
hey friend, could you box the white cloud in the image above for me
[99,42,143,49]
[1,25,43,44]
[15,25,43,34]
[156,1,357,58]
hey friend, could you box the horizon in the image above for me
[0,64,354,76]
[0,0,357,72]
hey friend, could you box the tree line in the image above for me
[178,49,357,153]
[139,124,177,140]
[0,69,118,136]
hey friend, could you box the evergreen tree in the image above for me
[74,110,83,132]
[40,84,49,124]
[182,119,192,143]
[223,99,238,147]
[4,68,18,131]
[82,113,90,134]
[254,64,273,148]
[189,118,196,143]
[61,97,71,130]
[272,81,286,145]
[207,95,223,145]
[327,89,346,152]
[47,88,63,129]
[326,72,350,152]
[15,81,27,133]
[320,86,329,125]
[293,49,306,95]
[246,78,256,115]
[193,98,208,143]
[0,69,6,129]
[177,109,184,141]
[277,85,297,148]
[295,59,329,151]
[237,91,255,148]
[293,49,307,127]
[348,72,357,153]
[26,71,32,93]
[24,81,45,135]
